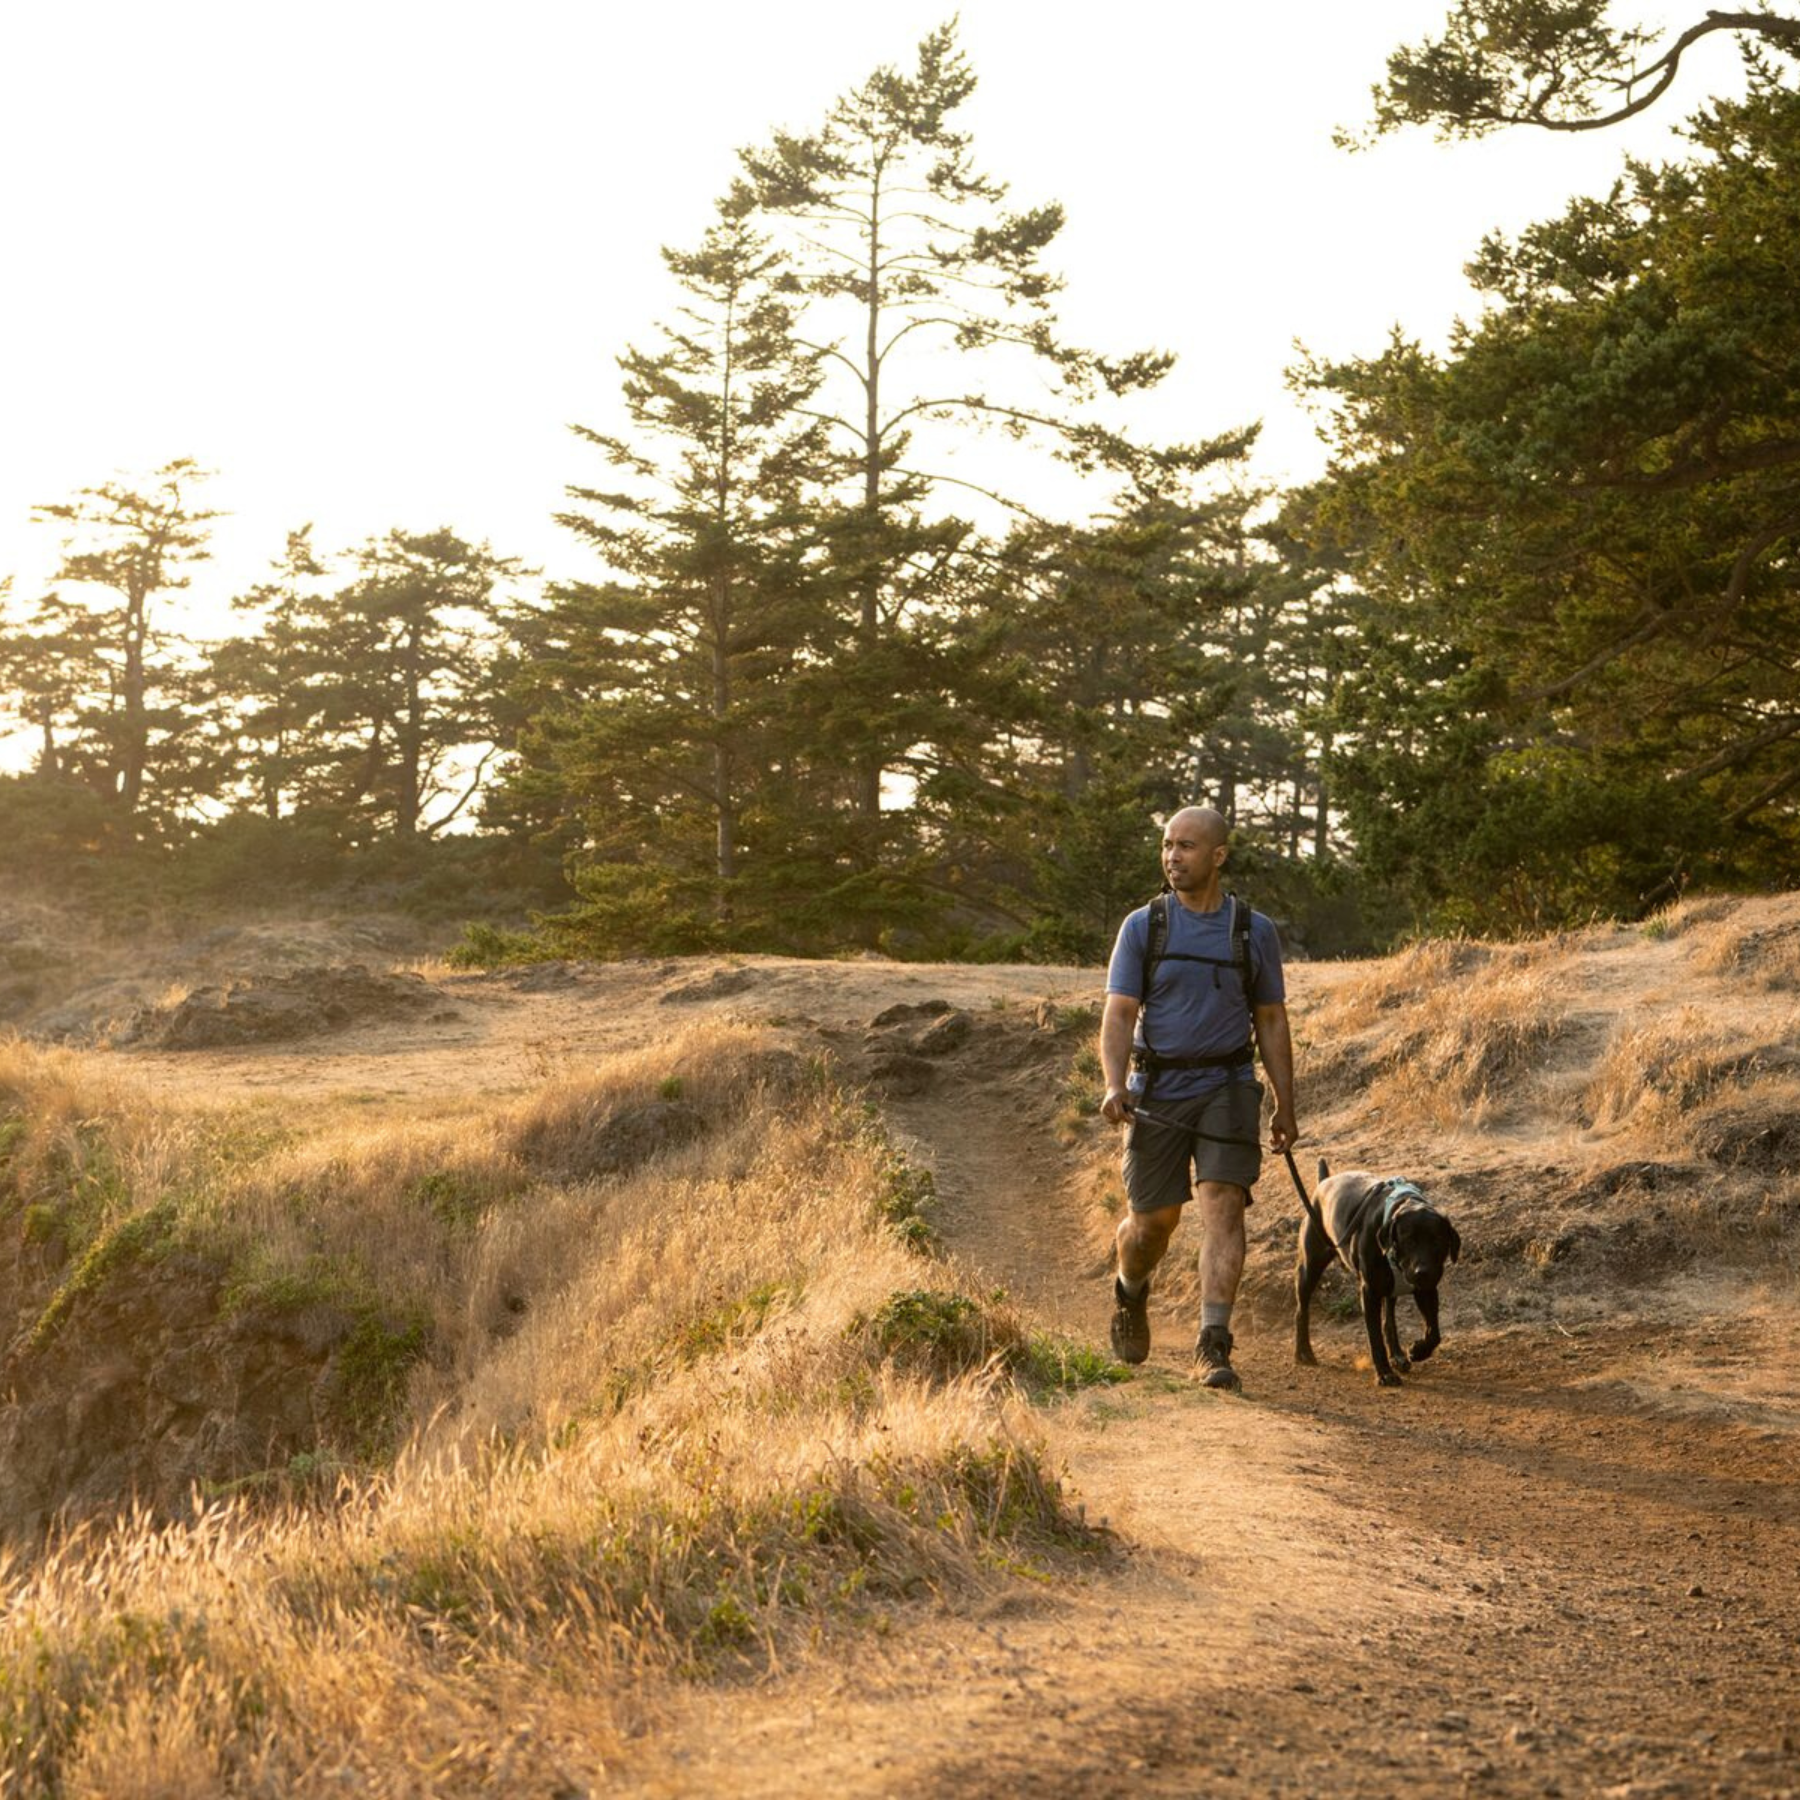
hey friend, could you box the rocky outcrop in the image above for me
[120,965,454,1050]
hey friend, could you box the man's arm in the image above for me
[1253,1000,1299,1152]
[1099,991,1139,1124]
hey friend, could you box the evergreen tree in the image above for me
[739,21,1208,864]
[0,584,95,778]
[27,459,221,833]
[509,192,836,951]
[210,526,328,822]
[957,479,1269,958]
[1302,76,1800,922]
[307,529,522,842]
[1359,1,1799,140]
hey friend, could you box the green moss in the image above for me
[1012,1334,1132,1395]
[20,1203,63,1247]
[327,1310,429,1454]
[25,1201,177,1353]
[220,1257,359,1317]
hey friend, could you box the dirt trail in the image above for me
[660,972,1800,1799]
[82,928,1800,1795]
[668,1231,1799,1799]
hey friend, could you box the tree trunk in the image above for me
[396,621,424,839]
[712,575,736,887]
[119,580,150,815]
[855,167,885,827]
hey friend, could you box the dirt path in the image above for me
[85,937,1800,1794]
[663,1051,1800,1799]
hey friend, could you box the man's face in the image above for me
[1162,821,1223,890]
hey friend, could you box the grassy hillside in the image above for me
[0,889,1796,1793]
[0,1024,1109,1796]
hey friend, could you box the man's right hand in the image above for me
[1101,1087,1135,1125]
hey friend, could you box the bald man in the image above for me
[1099,807,1298,1389]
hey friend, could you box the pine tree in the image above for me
[739,21,1202,864]
[507,191,837,951]
[28,459,221,832]
[210,527,328,822]
[308,529,522,842]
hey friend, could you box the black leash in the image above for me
[1124,1105,1327,1232]
[1282,1145,1326,1229]
[1126,1105,1259,1150]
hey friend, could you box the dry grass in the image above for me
[0,1025,1098,1796]
[1298,940,1571,1132]
[1580,1006,1752,1146]
[1635,893,1741,941]
[1686,914,1800,991]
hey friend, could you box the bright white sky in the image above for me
[0,0,1745,635]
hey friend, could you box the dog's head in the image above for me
[1377,1195,1461,1291]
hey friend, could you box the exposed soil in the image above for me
[20,896,1800,1795]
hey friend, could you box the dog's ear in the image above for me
[1375,1212,1396,1257]
[1445,1219,1461,1264]
[1317,1155,1331,1183]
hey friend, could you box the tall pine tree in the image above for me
[739,21,1202,869]
[28,459,221,835]
[505,192,839,951]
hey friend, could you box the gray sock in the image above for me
[1201,1302,1232,1333]
[1117,1272,1149,1299]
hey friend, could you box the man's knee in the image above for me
[1119,1203,1182,1254]
[1193,1181,1248,1233]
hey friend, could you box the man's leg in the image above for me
[1116,1202,1183,1287]
[1193,1180,1248,1390]
[1109,1202,1181,1364]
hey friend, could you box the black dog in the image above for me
[1294,1158,1461,1387]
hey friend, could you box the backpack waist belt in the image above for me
[1132,1042,1254,1073]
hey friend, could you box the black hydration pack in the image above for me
[1132,889,1258,1103]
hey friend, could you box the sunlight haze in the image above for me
[0,0,1742,619]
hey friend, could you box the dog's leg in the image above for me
[1361,1279,1402,1386]
[1382,1292,1411,1373]
[1294,1215,1332,1366]
[1409,1287,1442,1363]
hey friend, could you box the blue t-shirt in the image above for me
[1105,899,1286,1099]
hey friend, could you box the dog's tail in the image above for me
[1317,1155,1331,1183]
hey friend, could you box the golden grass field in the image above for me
[1,889,1797,1796]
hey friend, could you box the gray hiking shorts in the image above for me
[1122,1079,1264,1213]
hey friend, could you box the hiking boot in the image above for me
[1196,1324,1241,1392]
[1110,1277,1151,1365]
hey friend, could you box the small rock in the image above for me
[912,1009,972,1055]
[867,1053,934,1097]
[870,998,952,1027]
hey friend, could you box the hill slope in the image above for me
[1,891,1796,1794]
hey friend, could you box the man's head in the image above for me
[1161,806,1229,895]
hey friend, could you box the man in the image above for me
[1099,806,1298,1390]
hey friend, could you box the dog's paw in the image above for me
[1294,1347,1319,1367]
[1408,1338,1438,1363]
[1377,1369,1404,1388]
[1391,1353,1412,1373]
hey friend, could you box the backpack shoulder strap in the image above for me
[1141,891,1170,1006]
[1227,891,1257,997]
